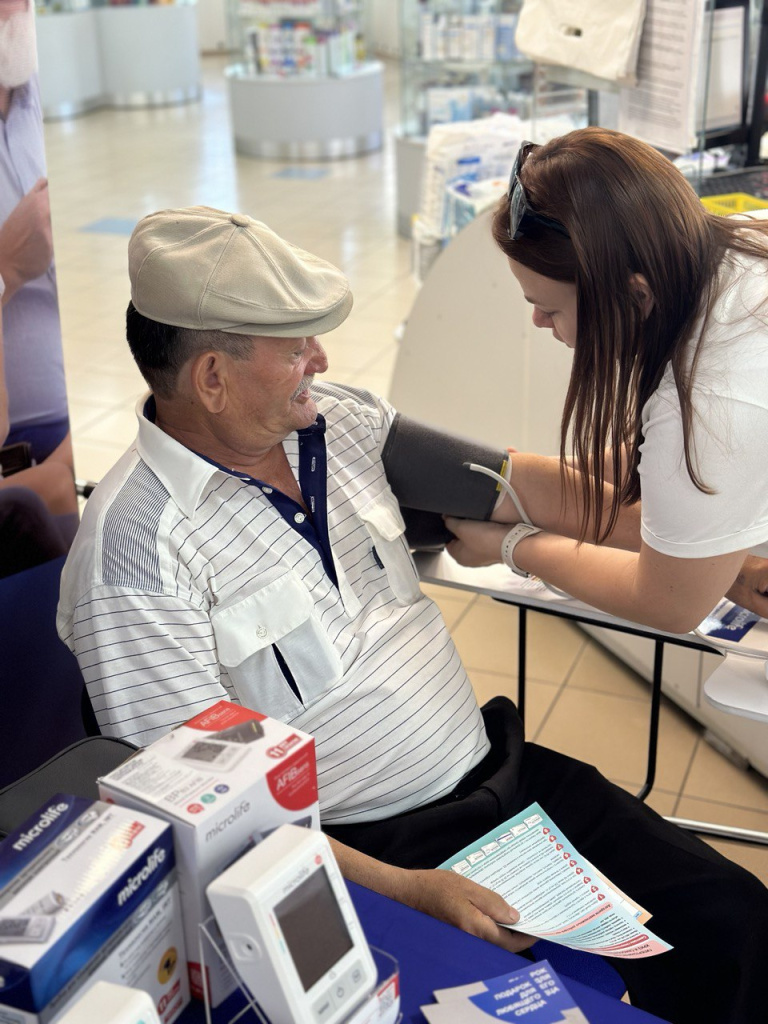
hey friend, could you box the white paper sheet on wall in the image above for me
[618,0,705,154]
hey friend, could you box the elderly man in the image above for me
[59,207,766,1024]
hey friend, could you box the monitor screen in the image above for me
[274,866,354,992]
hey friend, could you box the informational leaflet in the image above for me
[696,598,768,658]
[422,961,589,1024]
[618,0,704,153]
[440,803,672,959]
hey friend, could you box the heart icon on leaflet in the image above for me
[563,853,569,860]
[584,877,591,883]
[569,860,576,867]
[556,843,563,851]
[576,868,583,874]
[591,886,598,893]
[548,835,555,842]
[543,828,550,834]
[597,894,606,901]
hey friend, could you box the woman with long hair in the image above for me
[447,127,768,633]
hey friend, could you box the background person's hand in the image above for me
[725,555,768,618]
[400,867,537,954]
[445,516,508,567]
[0,178,53,302]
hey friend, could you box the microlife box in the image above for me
[99,701,320,1008]
[0,794,189,1024]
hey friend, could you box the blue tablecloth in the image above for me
[178,882,669,1024]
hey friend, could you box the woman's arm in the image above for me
[492,452,642,551]
[445,519,746,635]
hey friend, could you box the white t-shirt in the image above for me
[639,248,768,558]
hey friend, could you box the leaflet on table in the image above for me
[696,599,768,657]
[439,803,672,959]
[421,960,588,1024]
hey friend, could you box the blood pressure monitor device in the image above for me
[207,824,377,1024]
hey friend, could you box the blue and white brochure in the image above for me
[421,960,588,1024]
[696,599,768,656]
[440,803,672,960]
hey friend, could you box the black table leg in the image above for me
[636,639,664,801]
[517,606,527,727]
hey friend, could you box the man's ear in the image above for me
[190,350,228,414]
[630,273,655,318]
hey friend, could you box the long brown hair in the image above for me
[492,126,768,543]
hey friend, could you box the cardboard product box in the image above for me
[0,795,189,1024]
[99,701,320,1008]
[57,981,160,1024]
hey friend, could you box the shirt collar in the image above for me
[135,394,222,519]
[134,394,326,518]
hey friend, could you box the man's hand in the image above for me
[399,868,536,954]
[445,516,508,568]
[726,556,768,618]
[327,836,535,955]
[0,178,53,303]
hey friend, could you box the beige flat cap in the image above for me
[128,206,353,337]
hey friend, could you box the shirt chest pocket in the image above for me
[210,572,343,720]
[356,490,422,606]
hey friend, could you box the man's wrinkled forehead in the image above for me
[0,1,28,20]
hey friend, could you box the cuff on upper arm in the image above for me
[382,413,507,521]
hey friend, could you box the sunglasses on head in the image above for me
[507,141,570,241]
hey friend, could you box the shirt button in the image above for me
[294,512,306,524]
[256,625,268,639]
[262,486,273,494]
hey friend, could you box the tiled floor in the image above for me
[43,55,768,886]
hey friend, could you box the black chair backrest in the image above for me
[0,556,96,788]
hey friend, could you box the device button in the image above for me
[348,962,364,989]
[312,990,336,1023]
[230,934,261,961]
[335,982,346,1002]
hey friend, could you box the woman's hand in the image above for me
[444,517,509,567]
[726,556,768,618]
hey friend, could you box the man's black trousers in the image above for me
[326,697,768,1024]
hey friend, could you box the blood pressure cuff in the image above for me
[381,413,507,549]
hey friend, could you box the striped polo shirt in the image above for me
[57,382,489,824]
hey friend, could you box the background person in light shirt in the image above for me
[0,0,76,526]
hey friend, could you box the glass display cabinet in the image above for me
[395,0,591,237]
[36,0,201,119]
[225,0,383,158]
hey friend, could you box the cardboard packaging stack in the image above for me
[0,795,189,1024]
[99,700,320,1007]
[57,981,161,1024]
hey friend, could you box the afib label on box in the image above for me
[99,701,320,1007]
